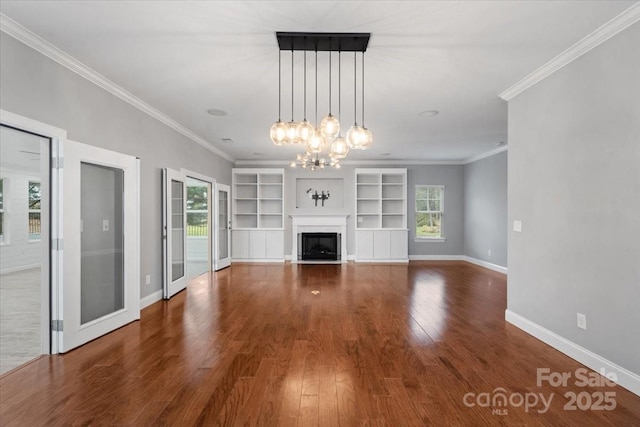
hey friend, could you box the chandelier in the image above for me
[269,32,373,170]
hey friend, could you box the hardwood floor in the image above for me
[1,261,639,425]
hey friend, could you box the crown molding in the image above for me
[0,14,234,163]
[463,145,508,164]
[234,158,465,167]
[499,3,640,101]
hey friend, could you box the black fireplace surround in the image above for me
[300,232,340,261]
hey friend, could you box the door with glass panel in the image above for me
[61,140,139,353]
[214,183,231,270]
[162,168,187,298]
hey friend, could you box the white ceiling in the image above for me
[0,1,635,162]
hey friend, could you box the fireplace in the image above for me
[290,214,348,263]
[300,232,340,261]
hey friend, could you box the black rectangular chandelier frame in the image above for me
[276,32,370,52]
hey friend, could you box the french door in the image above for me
[162,168,187,298]
[214,183,231,270]
[60,140,140,353]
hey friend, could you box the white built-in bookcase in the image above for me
[355,168,408,262]
[231,168,285,261]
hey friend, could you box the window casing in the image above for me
[415,185,444,239]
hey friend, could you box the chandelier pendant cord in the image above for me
[291,47,294,122]
[278,51,281,121]
[315,48,318,125]
[353,51,357,125]
[362,52,365,127]
[303,42,307,121]
[338,49,341,122]
[328,43,332,115]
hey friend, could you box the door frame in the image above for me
[180,169,215,276]
[0,109,67,355]
[214,183,231,270]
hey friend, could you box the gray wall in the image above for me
[508,23,640,374]
[0,33,233,298]
[236,163,465,257]
[463,150,508,266]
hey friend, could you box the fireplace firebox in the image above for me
[300,232,340,261]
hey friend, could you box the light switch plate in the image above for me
[102,219,109,232]
[513,220,522,232]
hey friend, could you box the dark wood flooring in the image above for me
[1,261,639,426]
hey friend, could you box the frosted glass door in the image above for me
[80,163,124,324]
[61,140,139,353]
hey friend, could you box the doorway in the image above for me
[186,177,211,281]
[0,124,50,373]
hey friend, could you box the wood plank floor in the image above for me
[1,261,639,425]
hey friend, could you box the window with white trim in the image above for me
[415,185,444,239]
[28,180,41,241]
[0,179,4,243]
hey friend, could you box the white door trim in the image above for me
[0,109,67,355]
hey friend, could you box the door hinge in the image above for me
[51,320,63,332]
[52,238,64,250]
[52,157,64,169]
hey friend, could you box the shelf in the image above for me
[356,183,380,186]
[233,168,285,231]
[356,213,380,216]
[382,198,403,201]
[357,198,379,201]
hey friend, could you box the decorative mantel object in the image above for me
[296,178,343,209]
[306,188,330,206]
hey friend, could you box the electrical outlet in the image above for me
[102,219,110,232]
[577,313,587,330]
[513,220,522,232]
[488,249,492,257]
[145,274,151,285]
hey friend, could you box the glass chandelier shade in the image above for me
[297,120,315,144]
[330,135,349,159]
[306,130,325,153]
[346,124,366,149]
[270,120,287,145]
[285,120,299,144]
[361,127,373,148]
[320,113,340,139]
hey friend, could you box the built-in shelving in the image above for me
[232,168,286,262]
[232,169,284,229]
[355,168,408,262]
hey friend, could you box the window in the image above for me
[28,181,41,241]
[0,179,4,243]
[415,185,444,239]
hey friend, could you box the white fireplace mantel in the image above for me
[290,214,349,263]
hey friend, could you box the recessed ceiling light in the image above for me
[380,152,391,156]
[221,138,234,144]
[419,110,439,117]
[207,109,228,117]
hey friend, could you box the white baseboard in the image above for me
[140,290,162,310]
[462,256,508,274]
[347,255,355,261]
[408,255,464,261]
[0,263,40,275]
[284,255,292,261]
[354,259,409,264]
[232,258,285,263]
[505,310,640,397]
